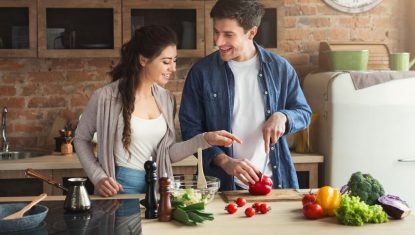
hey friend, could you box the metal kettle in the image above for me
[25,168,91,212]
[64,177,91,212]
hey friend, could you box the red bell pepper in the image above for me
[249,175,273,195]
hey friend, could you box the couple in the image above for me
[74,0,311,197]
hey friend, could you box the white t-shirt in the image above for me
[114,112,167,170]
[228,55,272,189]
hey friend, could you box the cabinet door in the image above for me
[123,0,205,57]
[205,0,283,55]
[0,0,37,57]
[38,0,121,58]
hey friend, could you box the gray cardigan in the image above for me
[74,80,209,186]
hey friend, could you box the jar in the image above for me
[61,143,73,155]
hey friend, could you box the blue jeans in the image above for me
[115,166,146,194]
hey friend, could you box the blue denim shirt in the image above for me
[179,43,312,191]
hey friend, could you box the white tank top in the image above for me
[114,112,167,170]
[228,55,272,189]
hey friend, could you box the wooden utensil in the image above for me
[196,147,207,189]
[2,193,47,220]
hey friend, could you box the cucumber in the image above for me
[187,211,206,223]
[183,202,205,211]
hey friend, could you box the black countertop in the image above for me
[2,199,143,235]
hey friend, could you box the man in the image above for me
[179,0,311,191]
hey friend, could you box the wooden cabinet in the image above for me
[205,0,283,55]
[1,0,283,58]
[0,0,37,57]
[37,0,121,58]
[122,0,205,57]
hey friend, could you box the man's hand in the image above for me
[204,130,242,147]
[262,112,287,153]
[96,177,124,197]
[213,154,260,185]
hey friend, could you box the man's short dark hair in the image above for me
[210,0,265,32]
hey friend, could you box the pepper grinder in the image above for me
[158,175,172,222]
[144,157,158,219]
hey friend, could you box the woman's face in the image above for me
[141,45,177,86]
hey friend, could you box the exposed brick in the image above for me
[28,97,66,108]
[67,71,96,83]
[87,58,116,70]
[284,18,297,28]
[328,28,350,41]
[71,95,89,107]
[49,59,85,71]
[0,60,24,70]
[28,71,65,83]
[8,109,44,120]
[0,97,25,108]
[0,86,16,96]
[284,29,309,40]
[1,72,26,84]
[14,124,43,133]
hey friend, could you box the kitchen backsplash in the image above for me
[0,0,409,150]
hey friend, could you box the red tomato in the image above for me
[225,203,238,214]
[252,202,261,212]
[302,193,316,206]
[259,203,271,214]
[245,207,256,217]
[302,203,324,220]
[235,197,246,207]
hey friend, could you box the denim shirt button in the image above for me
[267,110,271,114]
[270,146,275,151]
[259,73,263,77]
[277,184,282,188]
[273,165,277,169]
[213,93,217,98]
[264,91,268,95]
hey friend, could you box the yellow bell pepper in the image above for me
[315,186,341,216]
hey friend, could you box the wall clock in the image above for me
[323,0,384,13]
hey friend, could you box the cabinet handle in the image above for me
[397,158,415,163]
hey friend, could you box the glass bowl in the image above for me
[171,175,220,205]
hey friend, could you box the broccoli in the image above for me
[343,171,385,205]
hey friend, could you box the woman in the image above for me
[75,25,241,197]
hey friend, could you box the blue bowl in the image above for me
[0,203,48,232]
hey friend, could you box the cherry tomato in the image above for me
[252,202,261,212]
[302,193,317,206]
[225,203,238,214]
[245,207,256,217]
[259,203,271,214]
[235,197,246,207]
[302,203,324,220]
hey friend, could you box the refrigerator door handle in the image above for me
[397,158,415,163]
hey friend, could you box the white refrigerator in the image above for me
[303,72,415,207]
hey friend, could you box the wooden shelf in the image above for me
[37,0,121,58]
[122,0,205,57]
[0,0,37,57]
[204,0,284,55]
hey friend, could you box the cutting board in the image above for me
[221,189,303,203]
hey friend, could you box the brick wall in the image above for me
[0,0,410,150]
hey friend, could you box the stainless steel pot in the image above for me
[25,168,91,212]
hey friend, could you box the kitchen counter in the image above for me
[0,152,323,171]
[1,192,413,235]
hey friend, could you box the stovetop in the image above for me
[2,199,143,235]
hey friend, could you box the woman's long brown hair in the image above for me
[109,25,177,157]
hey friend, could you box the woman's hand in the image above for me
[204,130,242,147]
[96,177,124,197]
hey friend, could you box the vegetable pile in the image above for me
[335,194,388,226]
[171,201,214,225]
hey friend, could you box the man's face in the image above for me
[213,18,256,62]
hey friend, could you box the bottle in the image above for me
[144,157,158,219]
[158,175,172,222]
